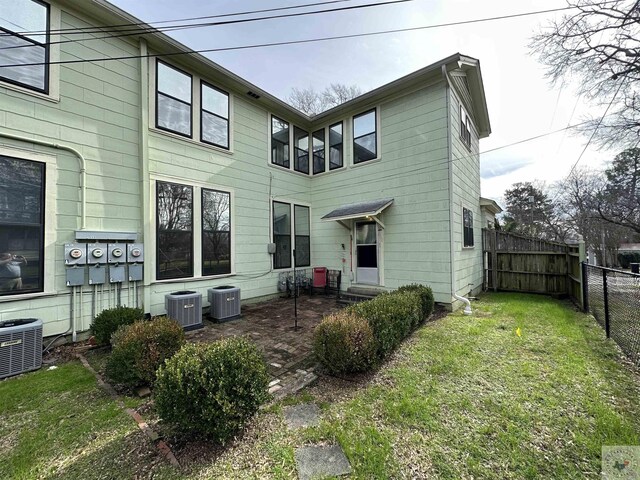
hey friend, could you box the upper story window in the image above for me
[353,109,377,164]
[294,127,309,174]
[463,207,474,248]
[312,129,325,174]
[0,0,49,93]
[201,82,229,149]
[0,155,45,296]
[329,122,343,170]
[156,60,192,137]
[460,105,472,149]
[271,116,290,168]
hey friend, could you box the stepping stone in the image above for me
[294,445,352,480]
[283,403,321,429]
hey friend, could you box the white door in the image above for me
[355,221,378,285]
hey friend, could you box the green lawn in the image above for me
[1,293,639,479]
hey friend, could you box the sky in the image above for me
[110,0,615,205]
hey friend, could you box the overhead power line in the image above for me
[2,0,355,36]
[0,3,612,66]
[0,0,415,50]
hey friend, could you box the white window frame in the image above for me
[150,174,235,283]
[271,199,312,270]
[460,104,472,150]
[351,106,382,167]
[462,206,475,249]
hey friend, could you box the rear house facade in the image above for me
[0,0,491,338]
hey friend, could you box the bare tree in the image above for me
[287,83,362,116]
[530,0,640,148]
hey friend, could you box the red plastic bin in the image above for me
[313,267,327,288]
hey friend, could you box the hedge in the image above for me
[90,306,144,345]
[155,338,269,443]
[396,284,435,325]
[105,316,185,388]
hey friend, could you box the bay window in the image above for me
[329,122,343,170]
[312,129,325,174]
[294,127,309,174]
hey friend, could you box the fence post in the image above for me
[581,261,589,313]
[602,268,610,338]
[491,229,498,292]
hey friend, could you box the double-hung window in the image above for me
[201,82,229,149]
[353,109,377,164]
[460,105,472,149]
[202,189,231,275]
[156,60,192,137]
[0,0,50,93]
[329,122,343,170]
[294,127,309,174]
[271,116,290,168]
[156,182,193,279]
[463,207,474,248]
[312,129,325,174]
[273,201,291,269]
[0,155,45,295]
[294,205,310,267]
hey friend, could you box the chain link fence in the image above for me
[583,263,640,364]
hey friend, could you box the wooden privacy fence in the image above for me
[482,229,585,306]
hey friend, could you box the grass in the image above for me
[1,293,639,478]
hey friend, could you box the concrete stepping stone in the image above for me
[283,403,321,429]
[294,445,352,480]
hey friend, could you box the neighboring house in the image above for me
[480,197,503,229]
[0,0,491,338]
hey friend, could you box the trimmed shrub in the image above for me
[90,306,144,345]
[155,338,269,443]
[313,310,376,374]
[105,316,185,387]
[348,291,421,358]
[396,284,435,324]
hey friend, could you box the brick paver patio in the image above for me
[187,294,341,397]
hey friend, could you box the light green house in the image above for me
[0,0,491,339]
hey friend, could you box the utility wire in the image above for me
[0,0,415,50]
[272,118,609,201]
[2,0,355,36]
[0,3,612,66]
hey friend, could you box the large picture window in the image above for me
[273,201,291,269]
[312,129,325,174]
[463,207,474,248]
[201,82,229,149]
[0,0,49,93]
[156,60,192,137]
[0,156,45,295]
[202,189,231,276]
[329,122,343,170]
[294,205,310,267]
[294,127,309,174]
[157,182,193,279]
[353,109,377,164]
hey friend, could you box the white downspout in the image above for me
[442,65,472,316]
[0,131,87,230]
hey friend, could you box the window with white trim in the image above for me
[156,60,192,137]
[272,202,310,269]
[0,155,45,295]
[463,207,474,248]
[312,128,325,174]
[0,0,50,93]
[294,205,310,267]
[353,109,377,164]
[202,189,231,275]
[329,122,343,170]
[460,105,472,149]
[201,82,229,149]
[294,127,309,174]
[271,116,290,168]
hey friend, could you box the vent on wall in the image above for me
[247,91,260,99]
[165,291,203,331]
[0,318,43,379]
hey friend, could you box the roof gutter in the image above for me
[442,65,472,315]
[0,131,87,230]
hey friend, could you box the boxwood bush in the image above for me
[313,310,376,374]
[154,338,269,443]
[396,283,435,324]
[90,306,144,345]
[348,291,421,359]
[105,316,185,388]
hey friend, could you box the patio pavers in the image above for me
[186,294,341,397]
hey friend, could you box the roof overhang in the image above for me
[480,197,503,215]
[322,198,394,229]
[449,56,491,138]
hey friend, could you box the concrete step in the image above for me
[337,292,377,306]
[347,285,387,297]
